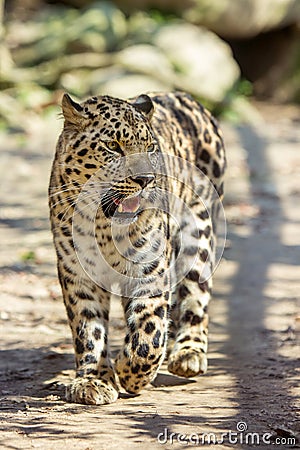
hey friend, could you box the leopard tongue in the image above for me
[119,196,140,213]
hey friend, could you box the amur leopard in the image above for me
[49,91,226,405]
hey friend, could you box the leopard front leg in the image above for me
[61,275,118,405]
[115,293,169,394]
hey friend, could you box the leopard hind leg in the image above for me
[167,207,213,377]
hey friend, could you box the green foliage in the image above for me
[204,78,253,121]
[235,79,253,97]
[148,8,178,24]
[0,1,248,131]
[20,250,37,262]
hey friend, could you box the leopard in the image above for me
[49,91,226,405]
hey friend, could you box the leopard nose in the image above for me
[133,174,155,188]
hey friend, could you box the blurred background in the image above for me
[0,3,300,444]
[1,0,300,133]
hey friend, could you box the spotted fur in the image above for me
[49,92,226,404]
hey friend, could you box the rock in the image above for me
[114,0,300,38]
[85,34,239,102]
[115,44,175,84]
[183,0,300,39]
[97,73,170,98]
[154,23,240,102]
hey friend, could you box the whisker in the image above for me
[49,180,109,198]
[49,188,76,198]
[54,189,100,223]
[49,179,83,190]
[72,195,103,222]
[51,193,81,210]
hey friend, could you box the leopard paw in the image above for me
[66,378,119,405]
[168,349,207,378]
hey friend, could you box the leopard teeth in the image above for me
[117,204,123,213]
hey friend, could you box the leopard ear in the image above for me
[132,94,154,119]
[61,93,84,127]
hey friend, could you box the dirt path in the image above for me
[0,102,299,449]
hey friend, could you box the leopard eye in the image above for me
[107,141,121,153]
[147,144,156,153]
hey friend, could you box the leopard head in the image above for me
[59,93,161,221]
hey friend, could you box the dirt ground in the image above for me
[0,101,299,450]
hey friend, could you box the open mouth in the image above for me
[101,190,141,220]
[112,194,140,215]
